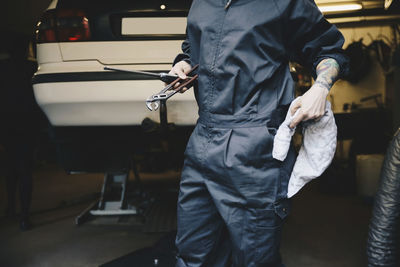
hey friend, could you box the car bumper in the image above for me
[32,71,199,126]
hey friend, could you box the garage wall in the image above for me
[330,25,395,113]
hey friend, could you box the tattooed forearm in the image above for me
[315,58,340,91]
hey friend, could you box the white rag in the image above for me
[272,97,337,198]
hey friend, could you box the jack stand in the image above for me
[75,167,140,225]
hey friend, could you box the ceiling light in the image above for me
[318,3,363,13]
[385,0,394,9]
[160,4,166,10]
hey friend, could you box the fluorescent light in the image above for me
[318,3,363,13]
[384,0,393,10]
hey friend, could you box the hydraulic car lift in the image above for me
[75,66,198,225]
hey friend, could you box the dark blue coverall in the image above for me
[174,0,348,266]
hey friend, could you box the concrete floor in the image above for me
[0,162,371,267]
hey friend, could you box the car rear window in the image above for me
[121,17,186,35]
[54,0,192,41]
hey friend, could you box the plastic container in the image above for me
[356,154,385,197]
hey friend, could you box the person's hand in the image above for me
[289,83,329,128]
[168,60,192,93]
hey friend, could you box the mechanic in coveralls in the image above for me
[169,0,348,266]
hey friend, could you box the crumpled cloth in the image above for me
[272,97,337,198]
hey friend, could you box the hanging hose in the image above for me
[367,128,400,267]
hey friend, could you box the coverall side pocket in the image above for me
[249,200,290,231]
[267,126,277,136]
[254,207,283,229]
[273,198,291,220]
[277,149,295,198]
[225,126,274,167]
[251,207,284,264]
[183,124,199,157]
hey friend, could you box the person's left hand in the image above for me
[289,83,328,128]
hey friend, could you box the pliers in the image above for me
[146,64,199,111]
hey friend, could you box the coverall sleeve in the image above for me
[283,0,349,79]
[173,29,191,66]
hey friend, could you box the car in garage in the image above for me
[33,0,195,172]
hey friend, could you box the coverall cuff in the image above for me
[312,54,350,83]
[173,53,191,67]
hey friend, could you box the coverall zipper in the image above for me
[225,0,233,9]
[208,3,229,115]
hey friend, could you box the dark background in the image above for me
[1,0,52,35]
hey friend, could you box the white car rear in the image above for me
[33,0,197,127]
[32,0,195,172]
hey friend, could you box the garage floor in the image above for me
[0,162,371,267]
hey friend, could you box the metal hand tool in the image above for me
[146,65,199,111]
[103,66,188,84]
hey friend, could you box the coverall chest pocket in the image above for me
[224,125,274,168]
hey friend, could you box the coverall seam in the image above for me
[197,111,274,128]
[208,6,228,115]
[272,0,286,56]
[276,166,285,199]
[271,0,281,14]
[198,122,268,129]
[198,133,207,171]
[199,128,214,177]
[228,0,258,8]
[274,0,292,63]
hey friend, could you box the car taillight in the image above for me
[36,9,91,43]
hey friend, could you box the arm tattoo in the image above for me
[315,58,340,91]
